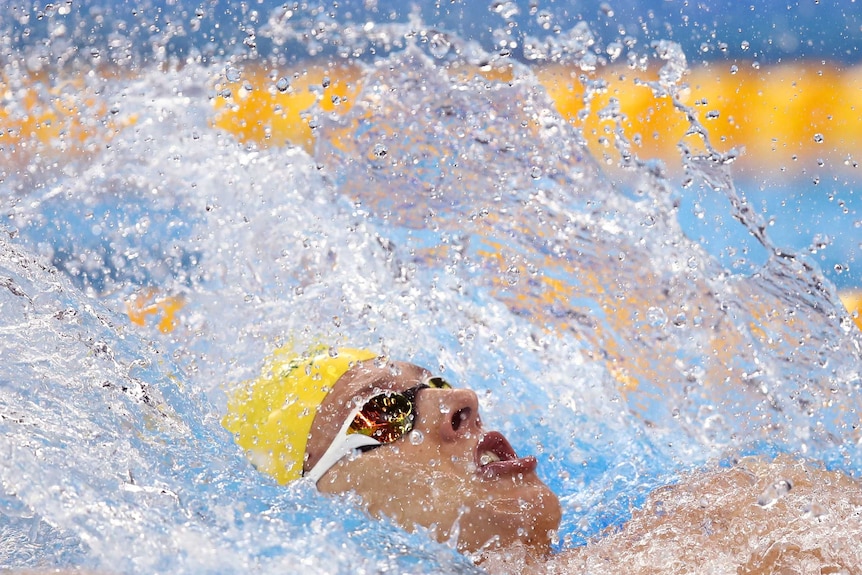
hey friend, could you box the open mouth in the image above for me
[475,431,538,479]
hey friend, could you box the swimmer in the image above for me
[224,347,862,573]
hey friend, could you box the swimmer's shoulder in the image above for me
[541,456,862,575]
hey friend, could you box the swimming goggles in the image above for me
[305,376,451,482]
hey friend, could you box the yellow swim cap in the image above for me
[223,345,377,484]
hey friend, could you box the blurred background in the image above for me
[4,0,860,294]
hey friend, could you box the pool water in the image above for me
[1,1,861,572]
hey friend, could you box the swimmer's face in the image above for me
[306,360,562,556]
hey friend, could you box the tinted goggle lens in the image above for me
[348,377,451,444]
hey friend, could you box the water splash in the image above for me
[0,227,482,570]
[2,11,861,573]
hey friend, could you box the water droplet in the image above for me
[491,1,520,19]
[606,42,623,61]
[811,234,830,252]
[813,133,824,143]
[730,64,738,74]
[536,10,552,29]
[409,430,424,445]
[372,143,387,158]
[321,76,331,89]
[802,502,827,519]
[530,166,542,179]
[741,40,750,51]
[428,31,451,59]
[225,66,241,82]
[275,77,290,92]
[705,110,720,120]
[756,479,792,508]
[646,306,668,328]
[505,266,521,286]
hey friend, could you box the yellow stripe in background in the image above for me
[207,60,862,173]
[4,61,860,171]
[537,62,862,174]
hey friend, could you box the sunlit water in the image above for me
[2,3,862,572]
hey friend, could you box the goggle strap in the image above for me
[305,409,382,483]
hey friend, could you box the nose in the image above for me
[420,387,481,441]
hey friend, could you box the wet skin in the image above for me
[306,359,562,556]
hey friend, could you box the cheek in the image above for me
[319,452,430,499]
[326,453,479,520]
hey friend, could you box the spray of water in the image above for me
[1,7,860,572]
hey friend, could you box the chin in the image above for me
[457,482,562,555]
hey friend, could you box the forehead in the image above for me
[332,359,434,402]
